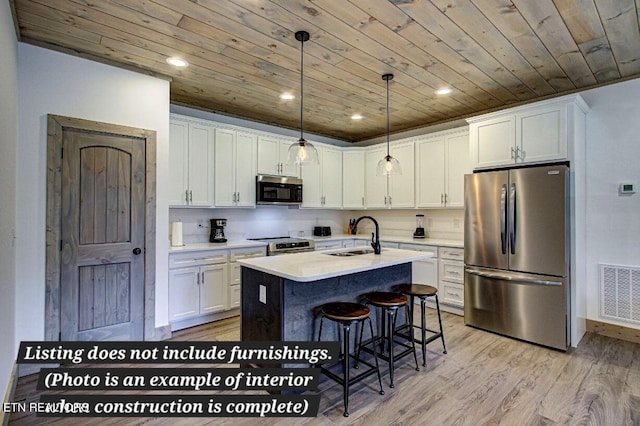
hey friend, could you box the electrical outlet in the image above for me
[453,219,460,229]
[428,218,433,227]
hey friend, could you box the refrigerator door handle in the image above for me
[465,268,562,286]
[509,182,517,255]
[500,184,507,254]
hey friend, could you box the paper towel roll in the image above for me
[170,221,183,247]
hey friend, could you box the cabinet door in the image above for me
[517,105,566,163]
[445,132,471,207]
[301,154,323,208]
[168,267,200,321]
[279,140,300,177]
[365,146,388,208]
[214,128,236,207]
[200,264,229,314]
[470,115,515,168]
[389,142,415,208]
[257,135,279,175]
[322,147,343,208]
[412,258,438,288]
[168,119,189,206]
[416,138,445,208]
[342,151,365,209]
[229,285,241,308]
[235,132,257,207]
[187,123,214,207]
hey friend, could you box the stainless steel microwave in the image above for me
[256,175,303,205]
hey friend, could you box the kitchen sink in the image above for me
[324,248,375,257]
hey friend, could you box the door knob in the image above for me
[132,248,142,255]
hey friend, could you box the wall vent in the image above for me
[600,264,640,324]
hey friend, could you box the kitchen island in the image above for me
[237,247,433,344]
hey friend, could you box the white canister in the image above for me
[170,221,183,247]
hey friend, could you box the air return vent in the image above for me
[600,264,640,324]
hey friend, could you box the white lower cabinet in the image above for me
[438,247,465,307]
[314,240,344,250]
[228,247,267,309]
[398,243,438,288]
[169,251,229,323]
[169,246,266,330]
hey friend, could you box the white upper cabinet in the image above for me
[301,144,343,208]
[388,141,415,208]
[365,142,415,209]
[365,146,388,209]
[342,150,366,209]
[169,117,214,207]
[214,128,257,207]
[416,128,471,208]
[468,94,588,169]
[257,135,299,177]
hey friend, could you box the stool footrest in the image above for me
[359,337,416,364]
[319,356,380,387]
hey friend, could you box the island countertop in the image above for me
[236,247,434,282]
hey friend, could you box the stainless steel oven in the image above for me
[256,175,303,205]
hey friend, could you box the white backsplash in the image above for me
[169,207,464,244]
[169,206,346,244]
[343,209,464,241]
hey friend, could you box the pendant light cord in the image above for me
[299,34,304,142]
[386,76,390,157]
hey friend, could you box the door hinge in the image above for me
[61,147,64,158]
[58,331,61,341]
[60,241,63,251]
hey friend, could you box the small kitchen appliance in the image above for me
[209,219,227,243]
[313,226,331,237]
[413,214,425,239]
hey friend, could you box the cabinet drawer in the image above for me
[439,260,464,283]
[380,241,399,249]
[439,247,464,261]
[399,243,438,256]
[441,282,464,306]
[315,240,344,250]
[229,247,266,262]
[169,251,228,268]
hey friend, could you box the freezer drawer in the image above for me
[464,267,568,351]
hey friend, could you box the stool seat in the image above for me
[366,292,407,307]
[397,284,437,298]
[322,302,370,322]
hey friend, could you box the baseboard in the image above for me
[586,319,640,345]
[1,363,18,426]
[170,309,240,332]
[150,324,172,341]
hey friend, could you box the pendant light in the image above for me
[287,30,319,166]
[376,73,401,176]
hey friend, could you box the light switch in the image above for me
[259,285,266,304]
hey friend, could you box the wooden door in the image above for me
[60,130,145,341]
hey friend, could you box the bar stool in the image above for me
[317,302,384,417]
[361,291,419,388]
[396,284,447,367]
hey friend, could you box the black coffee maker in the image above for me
[209,219,227,243]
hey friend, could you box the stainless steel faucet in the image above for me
[350,216,381,254]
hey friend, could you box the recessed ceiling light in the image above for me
[280,92,295,100]
[436,87,452,95]
[351,114,363,120]
[166,57,189,68]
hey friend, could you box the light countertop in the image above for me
[237,247,434,282]
[311,233,464,248]
[168,240,267,254]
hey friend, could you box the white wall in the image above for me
[16,44,171,352]
[581,79,640,329]
[0,0,18,397]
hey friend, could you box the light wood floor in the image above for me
[9,311,640,425]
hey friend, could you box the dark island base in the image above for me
[241,263,412,347]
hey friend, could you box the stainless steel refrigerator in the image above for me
[464,163,570,350]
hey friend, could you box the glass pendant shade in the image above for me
[287,30,319,166]
[287,138,319,165]
[376,154,402,176]
[376,73,401,176]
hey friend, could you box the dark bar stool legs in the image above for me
[362,292,419,389]
[397,284,447,368]
[317,302,384,417]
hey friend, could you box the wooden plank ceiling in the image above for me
[10,0,640,142]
